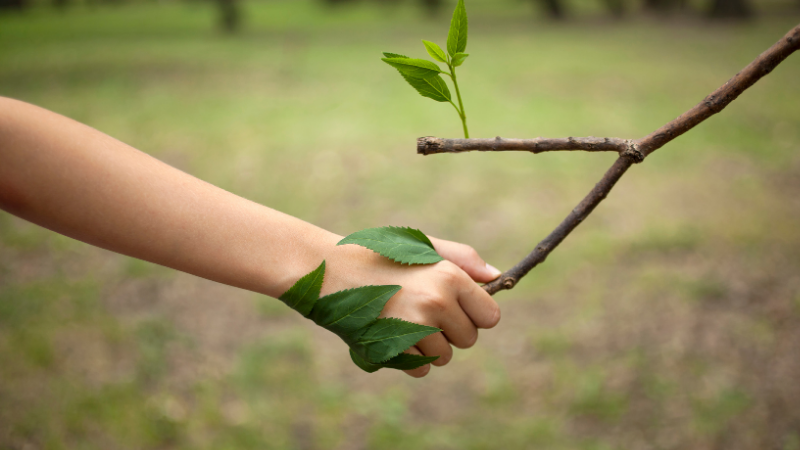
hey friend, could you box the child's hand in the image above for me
[0,98,500,378]
[319,235,502,378]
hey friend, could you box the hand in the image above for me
[319,234,502,378]
[0,98,499,379]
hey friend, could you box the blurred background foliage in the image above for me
[1,0,800,449]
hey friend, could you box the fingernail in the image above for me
[486,263,502,279]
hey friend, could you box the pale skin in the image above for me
[0,96,501,377]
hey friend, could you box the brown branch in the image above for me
[419,23,800,296]
[418,136,640,159]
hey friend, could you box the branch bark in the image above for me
[418,136,643,161]
[418,23,800,295]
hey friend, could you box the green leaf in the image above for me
[422,40,447,63]
[278,252,443,373]
[309,285,401,338]
[350,349,438,373]
[278,261,325,317]
[451,52,469,67]
[446,0,468,57]
[398,72,451,103]
[382,57,443,79]
[350,318,441,363]
[382,52,409,59]
[337,226,445,265]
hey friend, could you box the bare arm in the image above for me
[0,97,501,377]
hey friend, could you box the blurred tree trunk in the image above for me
[536,0,566,20]
[217,0,240,33]
[643,0,677,13]
[603,0,625,17]
[0,0,26,11]
[52,0,68,10]
[707,0,752,18]
[420,0,442,17]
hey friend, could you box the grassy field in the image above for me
[1,2,800,449]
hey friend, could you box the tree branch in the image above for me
[418,23,800,295]
[417,136,639,158]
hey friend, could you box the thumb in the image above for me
[428,236,502,283]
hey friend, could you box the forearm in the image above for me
[0,97,503,377]
[0,97,334,297]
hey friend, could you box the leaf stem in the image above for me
[448,100,462,117]
[449,65,469,138]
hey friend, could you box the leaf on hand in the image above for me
[350,317,441,363]
[279,260,325,317]
[279,256,441,373]
[381,57,443,79]
[422,40,448,63]
[398,72,451,103]
[446,0,468,57]
[350,349,438,373]
[310,285,401,338]
[451,52,469,67]
[337,226,445,265]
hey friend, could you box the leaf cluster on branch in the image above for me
[383,0,471,137]
[418,23,800,295]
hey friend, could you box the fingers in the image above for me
[416,331,453,366]
[382,239,503,378]
[457,276,501,329]
[435,294,479,349]
[429,237,502,283]
[402,333,454,378]
[403,346,431,378]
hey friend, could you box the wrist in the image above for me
[264,223,342,298]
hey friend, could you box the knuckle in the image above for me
[405,365,429,378]
[422,294,449,314]
[457,329,479,349]
[479,300,501,329]
[489,304,501,326]
[434,348,453,366]
[437,262,464,283]
[463,245,481,262]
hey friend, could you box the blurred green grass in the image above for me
[1,2,800,449]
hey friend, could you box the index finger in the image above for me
[457,273,501,329]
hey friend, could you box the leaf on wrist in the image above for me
[451,52,469,67]
[309,285,401,338]
[350,349,438,373]
[349,317,441,364]
[278,260,439,373]
[337,226,445,265]
[422,40,448,63]
[278,260,325,317]
[446,0,468,57]
[381,57,443,79]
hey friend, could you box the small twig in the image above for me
[418,136,635,157]
[419,24,800,295]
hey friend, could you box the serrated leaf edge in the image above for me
[381,57,443,75]
[337,226,444,266]
[279,260,325,317]
[350,349,439,373]
[357,317,442,363]
[422,40,447,63]
[398,71,451,103]
[313,285,401,330]
[447,0,468,57]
